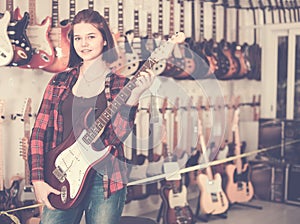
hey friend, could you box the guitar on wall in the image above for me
[43,0,71,73]
[159,99,194,224]
[15,0,55,69]
[196,117,229,215]
[18,98,41,223]
[6,0,33,67]
[0,11,14,66]
[225,107,254,204]
[44,32,185,210]
[0,100,22,223]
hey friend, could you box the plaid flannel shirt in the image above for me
[29,66,137,197]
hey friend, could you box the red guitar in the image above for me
[15,0,55,69]
[225,107,254,203]
[44,33,185,210]
[196,117,229,215]
[42,0,71,73]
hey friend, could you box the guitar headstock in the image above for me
[150,32,185,62]
[20,98,32,161]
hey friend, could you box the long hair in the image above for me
[68,9,118,67]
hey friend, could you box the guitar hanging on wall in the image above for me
[15,0,55,69]
[42,0,71,73]
[6,0,33,67]
[0,11,14,66]
[44,32,185,210]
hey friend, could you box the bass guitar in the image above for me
[44,32,185,210]
[225,107,254,203]
[196,117,229,215]
[0,11,14,66]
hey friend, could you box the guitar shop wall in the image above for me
[0,0,270,216]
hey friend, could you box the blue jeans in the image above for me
[41,173,126,224]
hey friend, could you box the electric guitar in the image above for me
[196,117,229,215]
[6,0,33,67]
[42,0,71,73]
[225,107,254,203]
[15,0,55,69]
[0,100,22,223]
[18,98,41,223]
[44,32,185,210]
[159,98,194,224]
[0,11,14,66]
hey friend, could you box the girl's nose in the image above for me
[81,38,88,46]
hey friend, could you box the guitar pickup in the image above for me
[53,166,66,183]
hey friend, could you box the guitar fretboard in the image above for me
[28,0,37,25]
[133,10,139,38]
[69,0,76,22]
[104,7,109,26]
[158,0,163,37]
[52,0,60,28]
[88,0,94,10]
[118,0,124,36]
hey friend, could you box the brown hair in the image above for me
[68,9,118,67]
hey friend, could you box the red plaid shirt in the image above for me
[29,66,137,197]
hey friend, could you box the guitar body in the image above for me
[160,182,194,224]
[247,43,261,80]
[174,45,197,80]
[0,11,14,66]
[201,41,218,77]
[21,16,55,69]
[7,12,33,67]
[207,39,230,78]
[197,173,228,215]
[44,108,113,210]
[232,42,251,79]
[217,40,238,79]
[42,25,71,73]
[225,163,254,203]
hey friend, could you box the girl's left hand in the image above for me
[126,69,156,105]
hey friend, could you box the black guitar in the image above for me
[6,0,33,67]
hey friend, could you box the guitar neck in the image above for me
[133,9,139,38]
[88,0,94,10]
[158,0,163,37]
[169,0,175,36]
[52,0,60,27]
[69,0,76,22]
[179,0,184,33]
[28,0,37,25]
[0,100,5,191]
[118,0,124,36]
[104,7,109,26]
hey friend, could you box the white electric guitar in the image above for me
[0,11,14,66]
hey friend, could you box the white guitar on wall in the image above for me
[0,11,14,66]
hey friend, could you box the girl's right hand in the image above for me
[32,180,61,210]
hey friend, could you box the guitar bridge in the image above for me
[53,166,66,183]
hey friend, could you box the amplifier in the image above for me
[285,164,300,206]
[250,161,285,202]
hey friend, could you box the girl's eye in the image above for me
[88,35,95,39]
[74,37,81,41]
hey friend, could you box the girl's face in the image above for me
[73,22,105,63]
